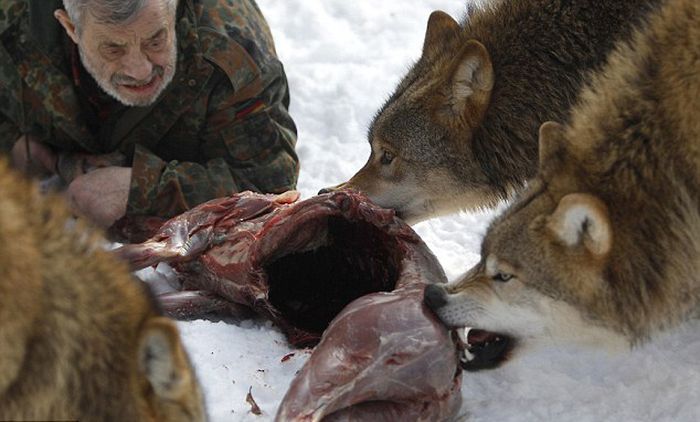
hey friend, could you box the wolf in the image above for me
[424,0,700,358]
[0,159,206,421]
[322,0,661,224]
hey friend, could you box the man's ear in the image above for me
[438,40,494,129]
[54,9,79,44]
[138,317,193,400]
[547,193,612,257]
[422,11,461,56]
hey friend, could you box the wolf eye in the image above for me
[493,273,513,282]
[380,150,395,165]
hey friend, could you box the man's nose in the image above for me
[121,50,153,81]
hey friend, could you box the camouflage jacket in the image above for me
[0,0,299,218]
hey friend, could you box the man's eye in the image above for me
[106,48,121,55]
[380,150,395,165]
[102,46,124,59]
[147,39,164,50]
[493,273,513,282]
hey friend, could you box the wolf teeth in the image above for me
[457,326,472,345]
[457,327,475,362]
[460,349,476,363]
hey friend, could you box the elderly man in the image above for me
[0,0,299,229]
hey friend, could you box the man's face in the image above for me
[74,0,178,107]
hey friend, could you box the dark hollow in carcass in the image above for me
[113,190,437,347]
[266,216,401,334]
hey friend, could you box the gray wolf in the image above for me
[323,0,660,224]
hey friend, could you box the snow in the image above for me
[142,1,700,421]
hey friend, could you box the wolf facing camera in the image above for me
[424,0,700,361]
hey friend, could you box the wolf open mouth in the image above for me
[453,327,514,370]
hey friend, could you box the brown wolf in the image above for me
[0,159,206,421]
[424,0,700,355]
[323,0,661,224]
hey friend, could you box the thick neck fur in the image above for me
[462,0,661,196]
[561,0,700,340]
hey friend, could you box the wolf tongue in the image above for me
[467,328,495,345]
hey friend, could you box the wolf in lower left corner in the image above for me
[0,159,207,421]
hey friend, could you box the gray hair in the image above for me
[62,0,177,33]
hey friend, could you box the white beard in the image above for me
[78,39,178,107]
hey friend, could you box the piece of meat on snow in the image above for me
[276,285,462,421]
[113,190,463,420]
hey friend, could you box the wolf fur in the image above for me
[0,160,206,421]
[424,0,700,348]
[326,0,661,224]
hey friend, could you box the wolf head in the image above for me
[424,122,627,353]
[324,0,658,224]
[322,11,501,224]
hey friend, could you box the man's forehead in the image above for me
[82,0,174,37]
[90,24,168,44]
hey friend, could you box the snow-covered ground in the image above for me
[154,1,700,421]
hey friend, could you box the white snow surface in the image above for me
[139,1,700,421]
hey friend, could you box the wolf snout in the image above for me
[424,284,448,310]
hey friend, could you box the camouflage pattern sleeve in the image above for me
[127,59,299,218]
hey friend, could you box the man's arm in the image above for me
[0,114,57,178]
[64,61,299,227]
[127,60,300,218]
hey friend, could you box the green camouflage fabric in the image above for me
[0,0,299,218]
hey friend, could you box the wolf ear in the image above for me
[538,121,567,170]
[440,40,494,128]
[423,11,461,55]
[138,317,193,400]
[547,193,612,257]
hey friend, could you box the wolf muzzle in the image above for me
[424,283,448,310]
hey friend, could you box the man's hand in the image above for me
[67,166,132,229]
[11,134,58,177]
[57,151,128,183]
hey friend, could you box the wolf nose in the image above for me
[424,284,448,310]
[318,187,335,195]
